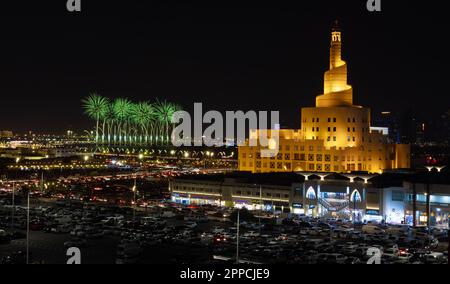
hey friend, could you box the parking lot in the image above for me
[0,200,448,264]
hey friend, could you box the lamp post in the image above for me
[11,181,15,230]
[26,189,30,264]
[236,209,240,264]
[132,177,137,221]
[412,183,417,228]
[259,185,262,235]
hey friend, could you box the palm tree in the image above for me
[112,98,133,145]
[155,99,177,145]
[131,102,155,145]
[82,93,109,144]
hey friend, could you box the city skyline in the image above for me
[1,1,449,133]
[0,1,449,267]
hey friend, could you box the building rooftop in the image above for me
[174,170,450,188]
[174,171,306,187]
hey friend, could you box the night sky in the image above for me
[0,0,448,133]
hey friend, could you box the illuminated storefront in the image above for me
[170,172,450,228]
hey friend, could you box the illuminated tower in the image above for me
[316,20,353,107]
[238,20,411,174]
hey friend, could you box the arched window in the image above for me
[306,187,316,200]
[350,189,362,203]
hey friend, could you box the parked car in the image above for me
[424,252,445,264]
[362,225,385,235]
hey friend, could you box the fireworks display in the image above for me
[82,93,182,146]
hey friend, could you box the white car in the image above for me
[184,221,197,229]
[243,231,260,237]
[362,225,385,235]
[424,252,445,264]
[212,227,225,234]
[383,246,399,258]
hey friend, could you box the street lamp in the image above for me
[236,209,240,264]
[11,182,15,230]
[132,177,137,221]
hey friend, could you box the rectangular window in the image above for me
[392,190,404,201]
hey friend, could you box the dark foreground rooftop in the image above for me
[174,169,450,188]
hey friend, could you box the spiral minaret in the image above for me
[316,20,353,107]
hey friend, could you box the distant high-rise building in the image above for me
[440,110,450,145]
[0,130,13,139]
[373,111,400,143]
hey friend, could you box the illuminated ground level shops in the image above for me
[169,171,450,228]
[401,179,450,228]
[169,173,293,213]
